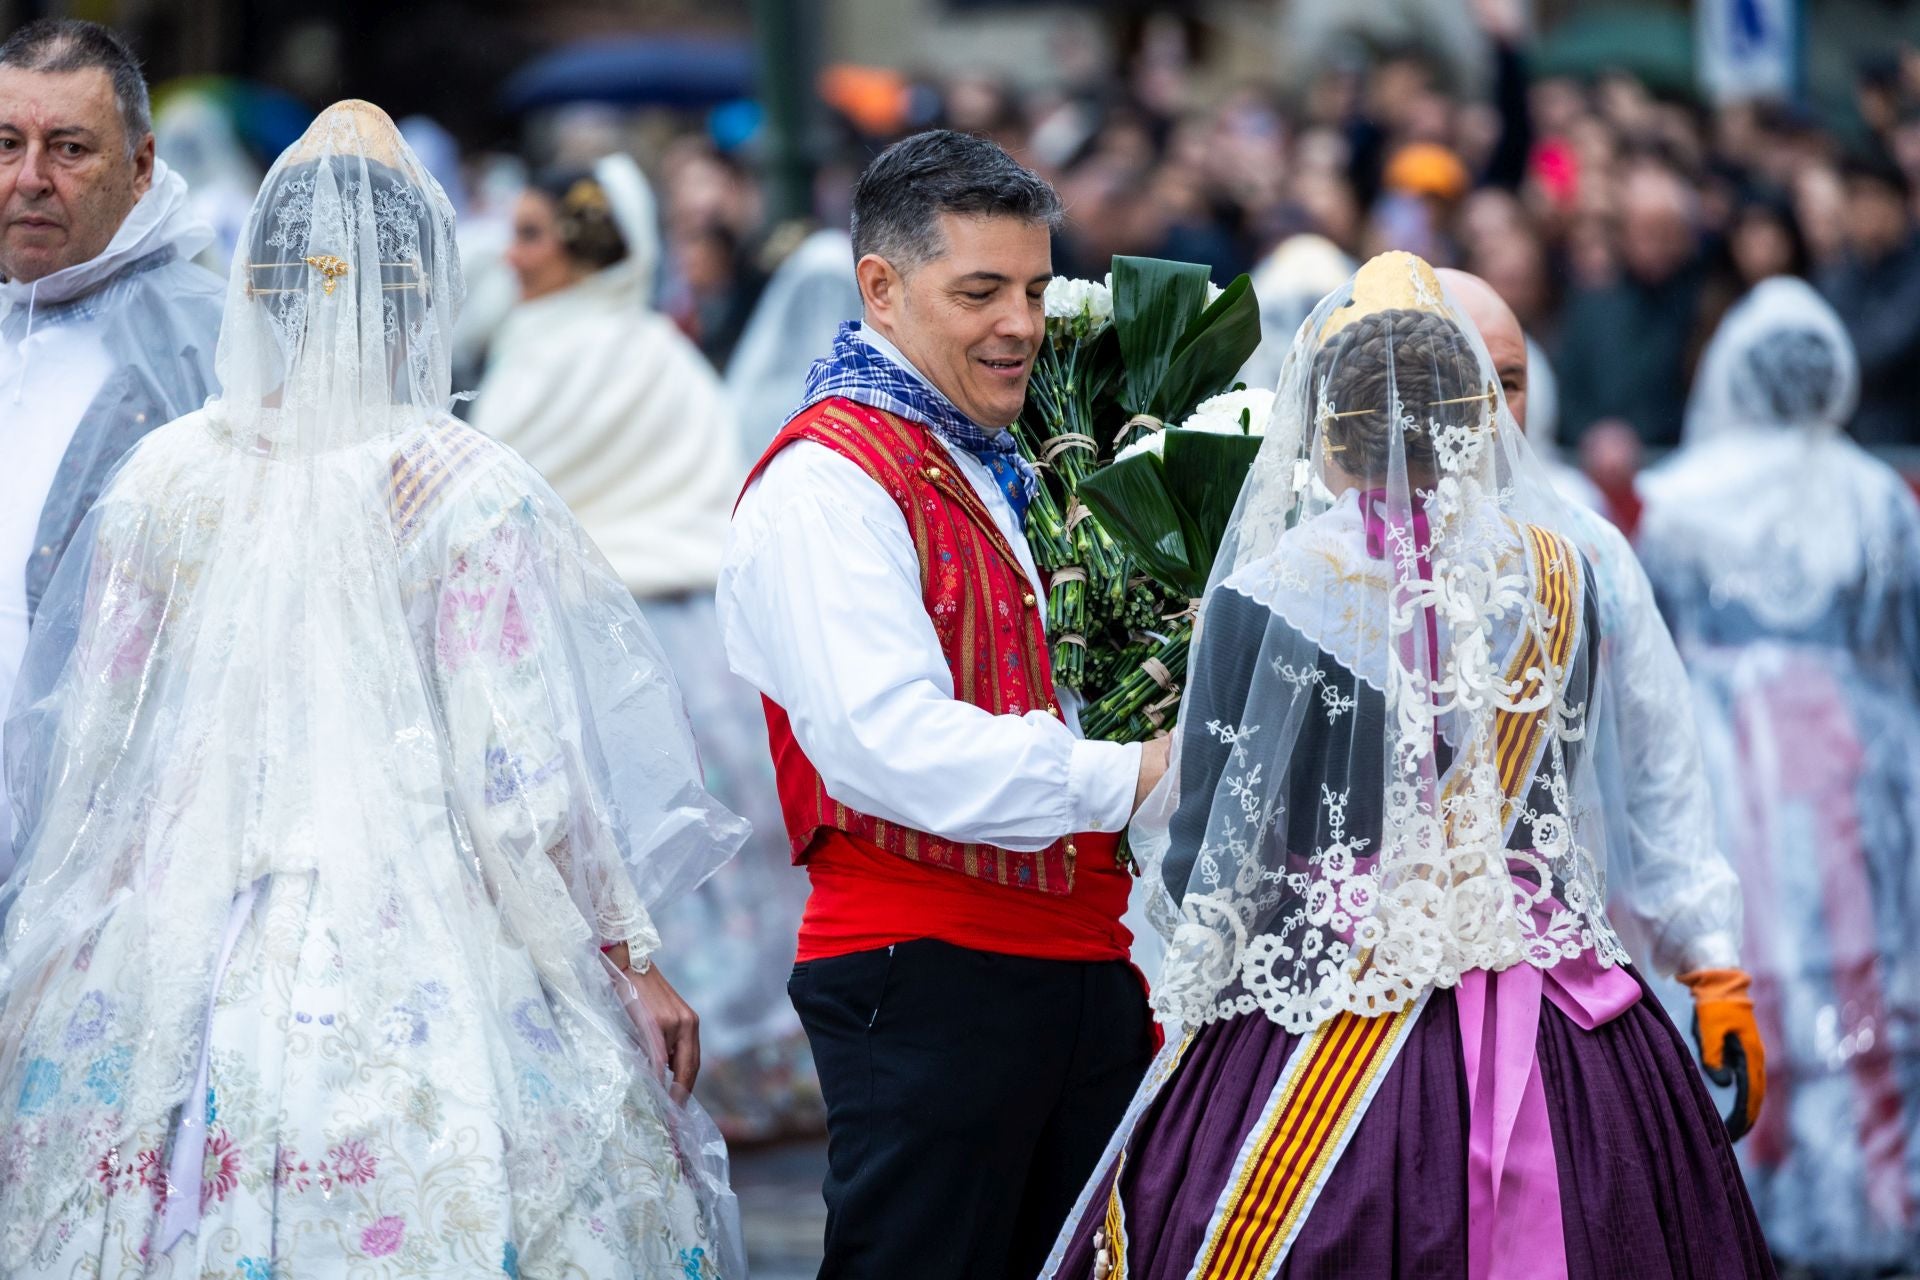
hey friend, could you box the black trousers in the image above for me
[788,938,1155,1280]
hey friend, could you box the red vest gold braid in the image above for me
[739,397,1084,897]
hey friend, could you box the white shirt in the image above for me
[1567,502,1742,974]
[718,335,1142,852]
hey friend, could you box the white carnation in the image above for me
[1182,387,1276,437]
[1043,276,1113,331]
[1115,429,1166,463]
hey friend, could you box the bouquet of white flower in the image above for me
[1011,256,1263,742]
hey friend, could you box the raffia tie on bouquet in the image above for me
[1140,653,1182,732]
[1117,413,1163,447]
[1049,565,1090,649]
[1039,432,1099,469]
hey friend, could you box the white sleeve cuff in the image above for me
[1673,930,1742,975]
[1069,737,1144,833]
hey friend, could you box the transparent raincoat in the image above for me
[0,102,748,1278]
[1637,276,1920,1269]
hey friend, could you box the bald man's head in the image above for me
[1437,266,1530,431]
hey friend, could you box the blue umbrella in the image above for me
[501,36,756,113]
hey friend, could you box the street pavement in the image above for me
[735,1137,828,1279]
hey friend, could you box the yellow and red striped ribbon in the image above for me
[1188,1002,1420,1280]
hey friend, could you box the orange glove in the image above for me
[1678,967,1766,1141]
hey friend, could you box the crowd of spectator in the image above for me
[587,9,1920,520]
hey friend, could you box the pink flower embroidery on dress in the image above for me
[133,1147,168,1206]
[434,581,535,671]
[75,577,161,683]
[360,1215,407,1257]
[275,1149,313,1193]
[201,1128,242,1203]
[327,1138,379,1186]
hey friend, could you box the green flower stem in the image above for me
[1081,628,1191,742]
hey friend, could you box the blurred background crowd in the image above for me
[13,0,1920,516]
[6,0,1920,1276]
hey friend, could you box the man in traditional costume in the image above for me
[717,130,1169,1279]
[0,20,223,866]
[1045,252,1771,1280]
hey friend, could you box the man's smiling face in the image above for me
[859,211,1051,429]
[0,64,152,283]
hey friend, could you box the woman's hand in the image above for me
[624,962,702,1093]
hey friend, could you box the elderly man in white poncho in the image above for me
[0,20,223,872]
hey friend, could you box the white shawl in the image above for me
[474,258,742,598]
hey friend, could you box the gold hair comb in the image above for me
[1323,382,1498,419]
[305,255,348,295]
[244,257,427,299]
[563,179,610,214]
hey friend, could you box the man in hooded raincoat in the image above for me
[0,19,223,863]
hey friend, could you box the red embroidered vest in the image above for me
[741,397,1082,896]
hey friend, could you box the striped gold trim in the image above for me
[1192,1006,1414,1280]
[389,421,486,543]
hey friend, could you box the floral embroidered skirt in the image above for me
[5,871,728,1279]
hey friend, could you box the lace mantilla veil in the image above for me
[0,102,747,1269]
[1139,251,1629,1035]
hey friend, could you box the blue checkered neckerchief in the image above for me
[796,321,1039,523]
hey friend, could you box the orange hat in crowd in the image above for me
[1385,142,1471,201]
[820,64,911,136]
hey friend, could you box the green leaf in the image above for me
[1112,256,1212,419]
[1150,274,1263,425]
[1077,454,1210,599]
[1159,431,1263,583]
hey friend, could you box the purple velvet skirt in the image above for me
[1046,972,1775,1279]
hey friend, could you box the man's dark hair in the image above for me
[0,20,151,157]
[850,129,1062,271]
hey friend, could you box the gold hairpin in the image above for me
[305,255,348,295]
[1323,382,1498,418]
[563,179,610,214]
[244,258,427,299]
[1428,382,1499,408]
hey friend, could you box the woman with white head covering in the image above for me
[1637,275,1920,1273]
[152,89,261,275]
[1044,252,1771,1280]
[475,156,818,1142]
[0,102,747,1277]
[724,228,863,459]
[1238,232,1355,393]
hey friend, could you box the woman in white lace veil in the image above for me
[0,101,748,1278]
[1637,275,1920,1272]
[1044,253,1771,1280]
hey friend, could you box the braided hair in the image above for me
[532,167,628,271]
[1313,308,1484,483]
